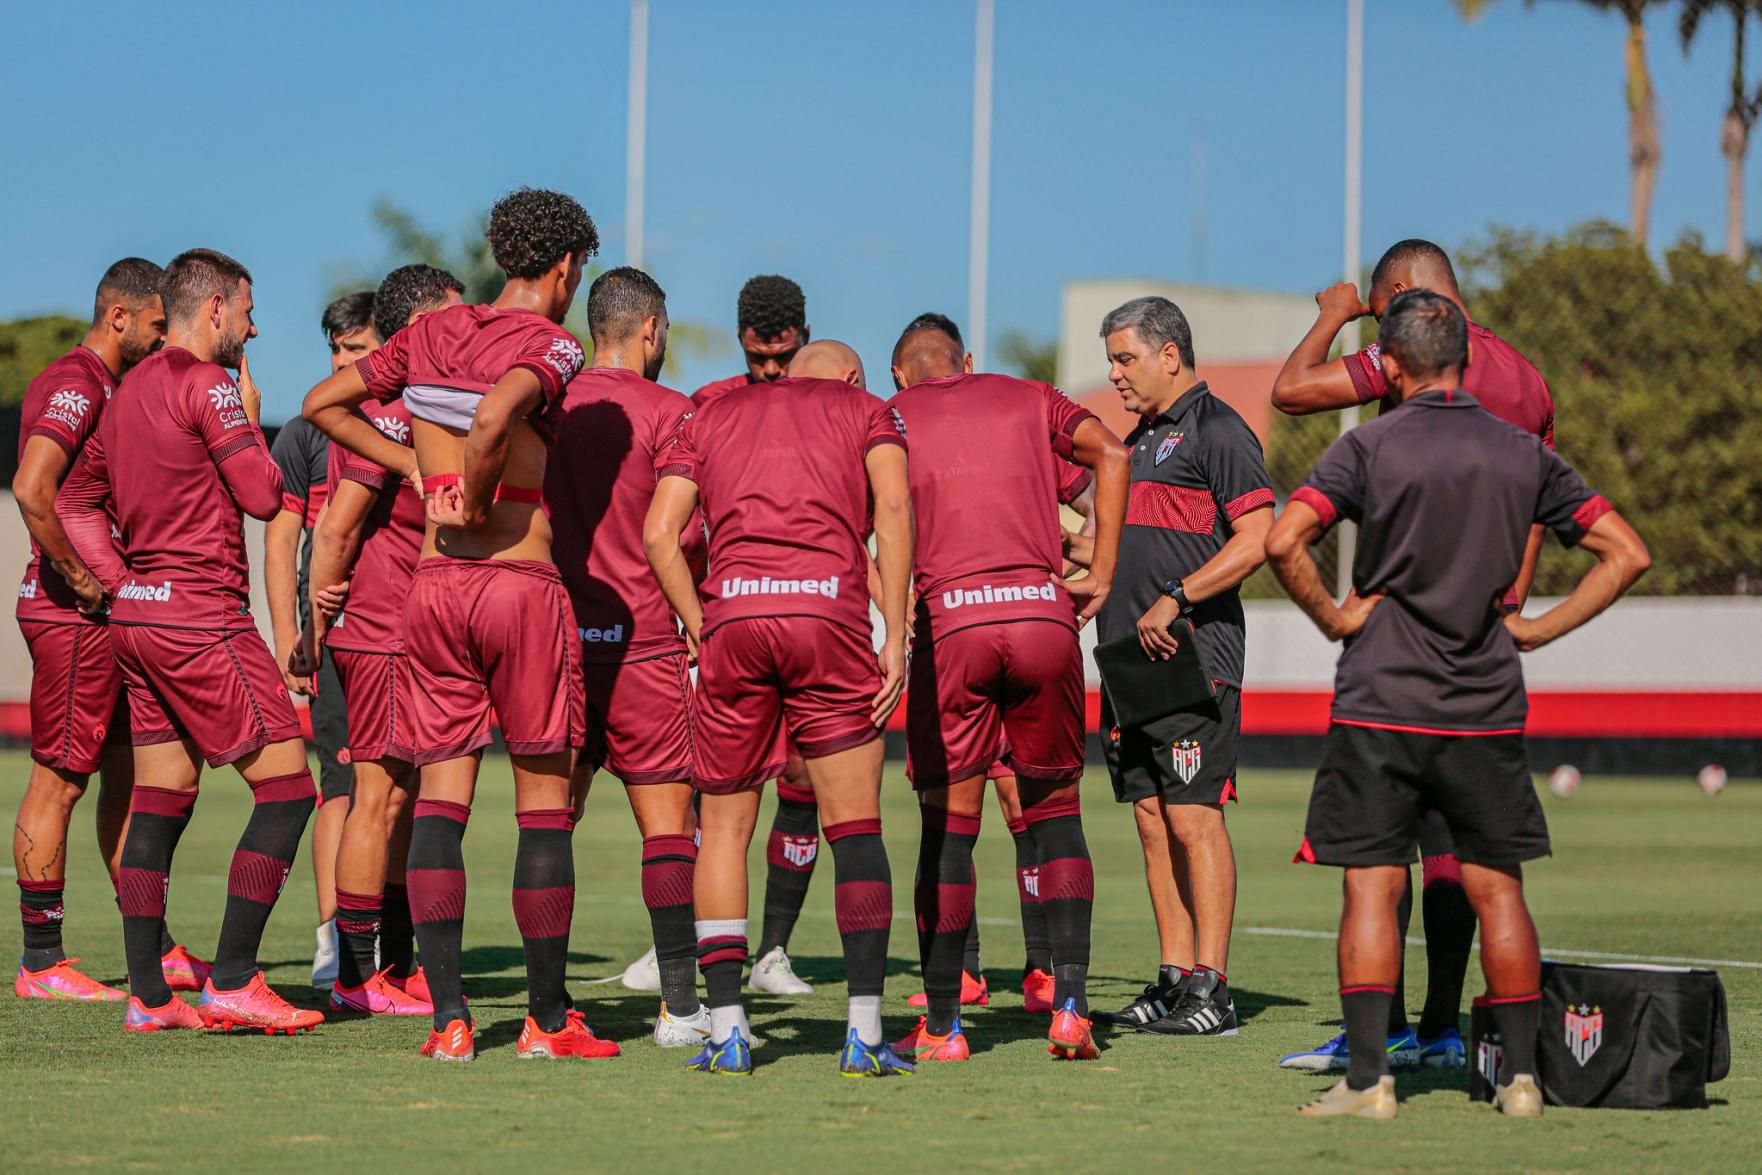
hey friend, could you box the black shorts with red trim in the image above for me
[1101,683,1239,806]
[1299,723,1548,868]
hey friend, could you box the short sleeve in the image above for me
[341,401,408,490]
[1204,411,1275,522]
[865,398,908,454]
[511,328,585,406]
[1055,461,1093,505]
[188,364,261,464]
[26,372,104,455]
[1534,448,1608,548]
[1345,343,1387,405]
[271,417,315,514]
[1038,382,1095,460]
[356,331,411,398]
[654,412,700,482]
[1293,432,1368,530]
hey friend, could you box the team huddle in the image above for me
[12,188,1650,1108]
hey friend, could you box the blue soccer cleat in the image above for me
[1419,1026,1466,1069]
[686,1026,753,1076]
[1279,1027,1420,1072]
[837,1027,916,1077]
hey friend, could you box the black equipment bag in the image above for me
[1469,961,1729,1109]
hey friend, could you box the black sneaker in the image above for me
[1093,978,1181,1029]
[1139,969,1238,1036]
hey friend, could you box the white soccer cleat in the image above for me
[619,945,662,993]
[748,946,813,996]
[652,1000,713,1048]
[311,919,339,988]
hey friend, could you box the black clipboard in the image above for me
[1093,619,1215,729]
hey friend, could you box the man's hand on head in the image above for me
[1315,282,1371,322]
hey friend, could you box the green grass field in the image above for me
[1,752,1754,1171]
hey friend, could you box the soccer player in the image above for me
[644,339,914,1077]
[303,188,611,1062]
[269,292,373,987]
[1089,297,1273,1038]
[1271,239,1556,1072]
[1267,290,1649,1119]
[543,266,708,1047]
[11,258,209,1001]
[57,249,322,1034]
[884,313,1129,1063]
[302,264,464,1016]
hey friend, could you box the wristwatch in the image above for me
[1161,579,1194,615]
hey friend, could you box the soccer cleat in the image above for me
[421,1017,476,1062]
[686,1026,754,1075]
[1297,1076,1398,1120]
[159,945,212,993]
[907,970,990,1008]
[1493,1074,1544,1118]
[311,919,338,988]
[15,957,126,1001]
[1278,1029,1420,1072]
[891,1016,971,1062]
[389,966,432,1004]
[1093,977,1181,1029]
[330,968,435,1016]
[1419,1026,1466,1069]
[838,1027,916,1077]
[652,1000,713,1049]
[198,974,324,1035]
[1021,968,1055,1014]
[1047,997,1100,1060]
[517,1009,621,1059]
[1139,969,1239,1036]
[749,946,813,995]
[619,944,662,993]
[124,994,203,1032]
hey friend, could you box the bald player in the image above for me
[1271,239,1556,1074]
[646,339,915,1077]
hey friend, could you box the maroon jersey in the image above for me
[355,303,585,445]
[890,374,1095,642]
[1347,321,1555,446]
[15,346,116,625]
[545,367,699,663]
[324,397,423,654]
[655,376,906,637]
[78,347,283,631]
[691,373,751,410]
[1055,459,1092,506]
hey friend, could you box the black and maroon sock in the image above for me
[380,883,416,980]
[641,833,700,1016]
[211,771,315,991]
[1342,984,1396,1091]
[1419,855,1477,1040]
[157,921,176,957]
[757,782,819,959]
[914,808,978,1035]
[1024,794,1092,1015]
[18,880,66,971]
[961,917,984,982]
[826,818,891,1002]
[1485,992,1541,1079]
[695,918,748,1042]
[1009,816,1051,974]
[1390,871,1414,1034]
[335,887,382,990]
[117,786,197,1005]
[513,809,575,1034]
[408,799,470,1031]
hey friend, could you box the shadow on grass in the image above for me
[781,954,918,985]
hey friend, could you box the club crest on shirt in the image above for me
[372,415,411,444]
[1565,1003,1604,1066]
[1171,738,1203,784]
[1155,432,1184,465]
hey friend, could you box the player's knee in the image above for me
[23,765,88,810]
[248,769,318,817]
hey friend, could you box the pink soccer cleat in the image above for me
[15,958,126,1002]
[198,973,324,1035]
[160,945,212,993]
[331,969,435,1016]
[124,994,203,1032]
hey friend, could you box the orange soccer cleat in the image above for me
[1047,997,1100,1061]
[891,1016,972,1062]
[422,1017,476,1062]
[516,1009,622,1059]
[124,993,203,1032]
[15,958,125,1002]
[907,970,990,1009]
[198,973,324,1035]
[389,966,431,1004]
[1021,968,1056,1014]
[331,969,435,1016]
[160,945,212,993]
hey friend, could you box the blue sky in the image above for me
[3,0,1755,420]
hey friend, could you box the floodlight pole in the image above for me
[626,0,649,270]
[1337,0,1363,596]
[968,0,994,372]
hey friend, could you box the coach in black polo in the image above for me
[1090,296,1274,1039]
[1267,291,1650,1120]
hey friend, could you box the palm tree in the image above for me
[1681,0,1761,262]
[1456,1,1666,245]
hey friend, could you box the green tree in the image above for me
[1680,0,1762,262]
[995,330,1058,383]
[0,315,85,407]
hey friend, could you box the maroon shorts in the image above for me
[20,619,128,775]
[906,620,1085,789]
[582,652,694,785]
[693,616,879,794]
[112,624,302,768]
[403,558,583,766]
[332,649,414,765]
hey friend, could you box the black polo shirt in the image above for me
[1098,381,1274,686]
[1293,389,1610,733]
